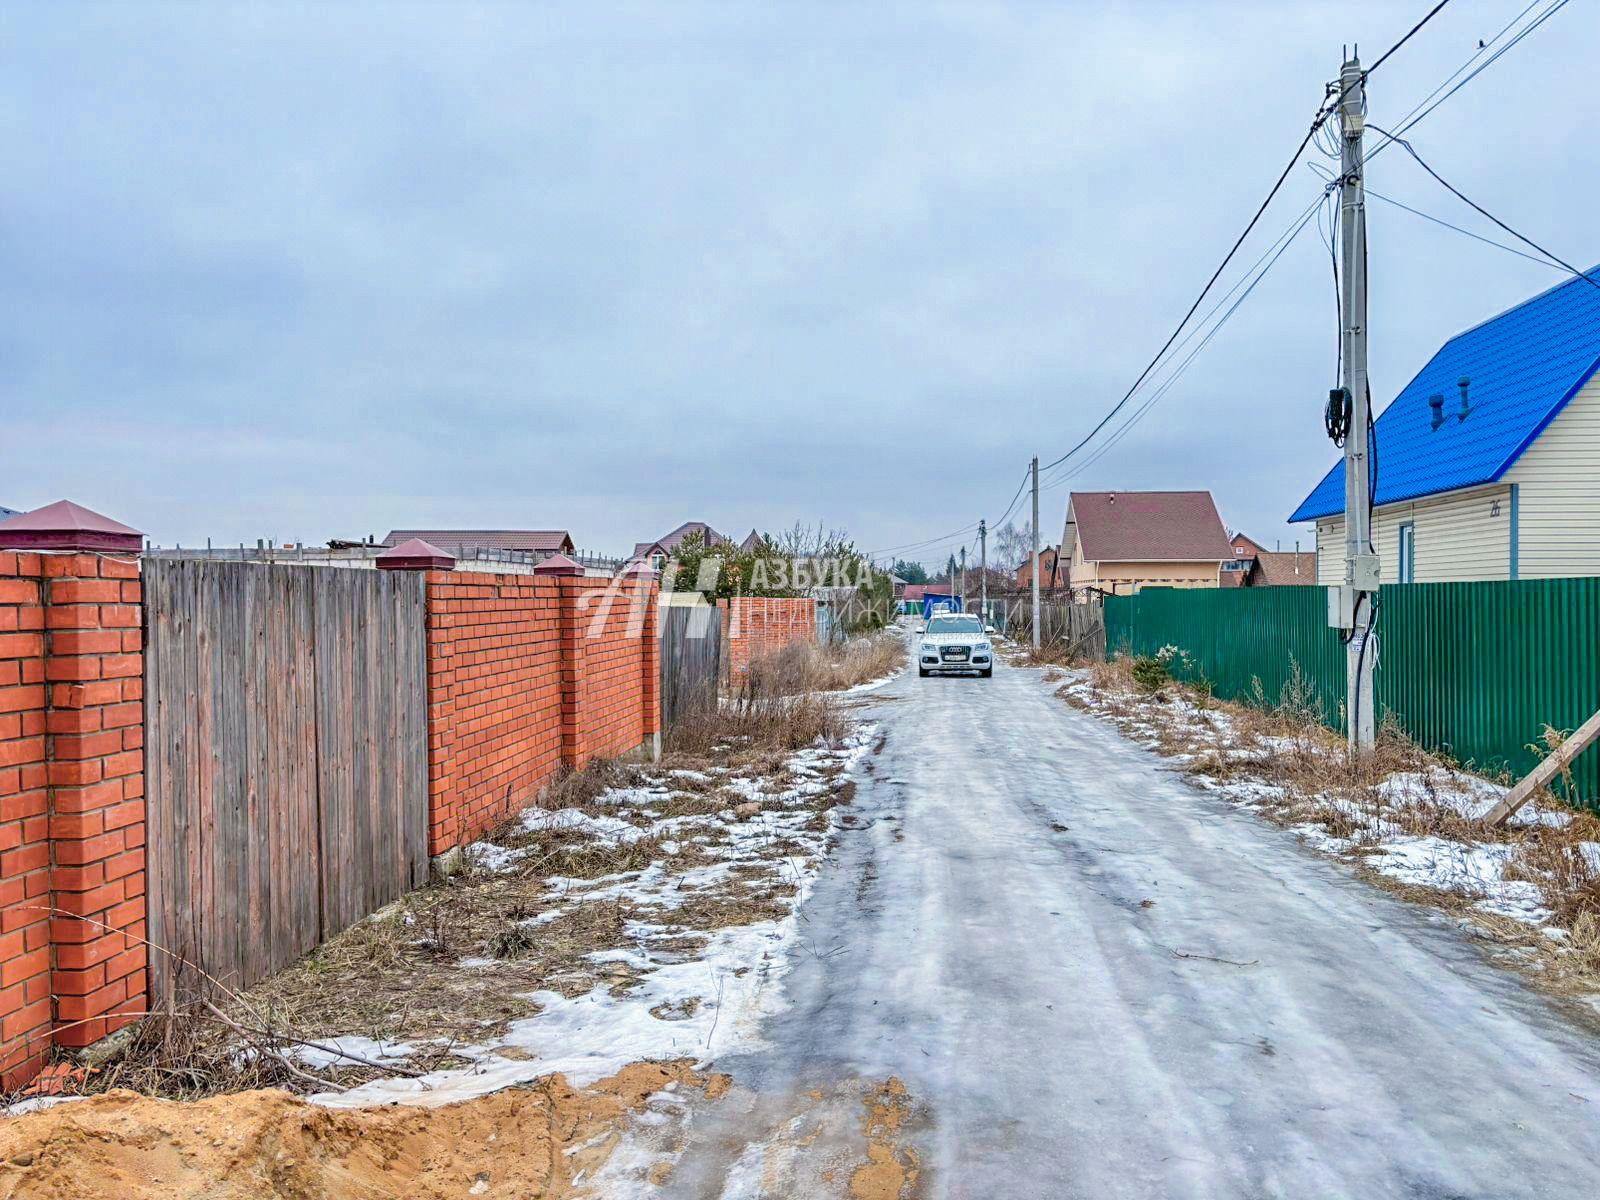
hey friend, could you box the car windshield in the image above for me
[928,616,982,635]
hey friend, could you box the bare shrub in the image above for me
[742,632,905,696]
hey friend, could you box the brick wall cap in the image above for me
[0,501,142,553]
[377,538,456,570]
[532,553,584,577]
[620,558,658,578]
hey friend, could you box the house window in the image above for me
[1397,523,1415,584]
[651,553,666,572]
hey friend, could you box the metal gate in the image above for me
[143,560,429,1002]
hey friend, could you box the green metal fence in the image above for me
[1104,578,1600,809]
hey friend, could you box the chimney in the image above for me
[1429,394,1445,430]
[1457,376,1473,422]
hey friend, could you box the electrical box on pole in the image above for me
[1332,52,1377,755]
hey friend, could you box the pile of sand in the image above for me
[0,1062,721,1199]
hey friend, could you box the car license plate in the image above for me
[941,647,968,661]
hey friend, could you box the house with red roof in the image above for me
[1060,491,1232,596]
[382,529,574,559]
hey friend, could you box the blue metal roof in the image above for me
[1290,270,1600,523]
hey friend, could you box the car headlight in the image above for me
[921,642,936,652]
[975,642,991,653]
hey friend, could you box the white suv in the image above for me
[917,613,994,678]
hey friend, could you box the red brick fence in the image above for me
[0,505,658,1090]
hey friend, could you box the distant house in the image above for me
[1292,271,1600,583]
[632,521,727,570]
[738,528,765,554]
[1222,533,1316,587]
[1016,547,1060,589]
[382,529,575,560]
[1061,491,1232,595]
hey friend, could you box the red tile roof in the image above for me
[632,521,725,560]
[1068,491,1232,563]
[383,529,574,555]
[1254,549,1318,585]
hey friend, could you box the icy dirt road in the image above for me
[634,653,1600,1199]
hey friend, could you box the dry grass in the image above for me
[1060,657,1600,994]
[742,631,906,695]
[41,700,862,1105]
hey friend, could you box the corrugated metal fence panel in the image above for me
[660,603,722,731]
[1105,587,1344,722]
[1374,578,1600,802]
[1103,579,1600,809]
[145,560,428,1003]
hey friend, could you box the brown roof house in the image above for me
[383,529,574,559]
[1061,491,1233,596]
[1222,533,1317,587]
[1016,547,1061,589]
[632,521,729,566]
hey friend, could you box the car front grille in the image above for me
[940,646,969,661]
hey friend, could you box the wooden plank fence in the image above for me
[660,602,722,730]
[1001,598,1106,660]
[143,560,428,1003]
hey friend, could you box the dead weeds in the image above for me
[37,696,862,1106]
[1061,657,1600,995]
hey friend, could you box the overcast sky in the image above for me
[5,1,1595,566]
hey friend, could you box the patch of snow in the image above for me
[311,721,877,1110]
[291,1035,417,1070]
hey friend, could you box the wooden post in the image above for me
[1483,705,1600,827]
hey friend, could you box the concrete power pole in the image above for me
[1030,456,1041,652]
[978,519,988,623]
[959,547,967,610]
[1337,53,1377,755]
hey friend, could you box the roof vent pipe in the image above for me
[1458,375,1472,422]
[1429,394,1445,430]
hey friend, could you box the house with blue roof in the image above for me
[1291,270,1600,583]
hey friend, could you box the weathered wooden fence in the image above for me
[143,560,429,1002]
[660,602,722,730]
[1002,599,1106,660]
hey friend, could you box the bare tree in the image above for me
[993,521,1030,571]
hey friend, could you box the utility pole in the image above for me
[978,519,988,623]
[1337,51,1377,755]
[959,546,966,610]
[1030,456,1041,652]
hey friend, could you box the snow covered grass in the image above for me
[311,723,876,1108]
[57,693,875,1111]
[1060,658,1600,991]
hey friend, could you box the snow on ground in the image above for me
[313,723,875,1109]
[1056,671,1598,933]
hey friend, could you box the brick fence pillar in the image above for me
[622,562,661,759]
[536,555,589,773]
[0,501,146,1082]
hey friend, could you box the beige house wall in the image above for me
[1503,373,1600,579]
[1314,481,1513,584]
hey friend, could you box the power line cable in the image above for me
[1307,159,1563,269]
[1039,184,1330,491]
[1034,0,1458,480]
[1040,199,1325,496]
[1371,125,1600,291]
[863,522,979,558]
[1368,0,1570,161]
[1365,0,1456,75]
